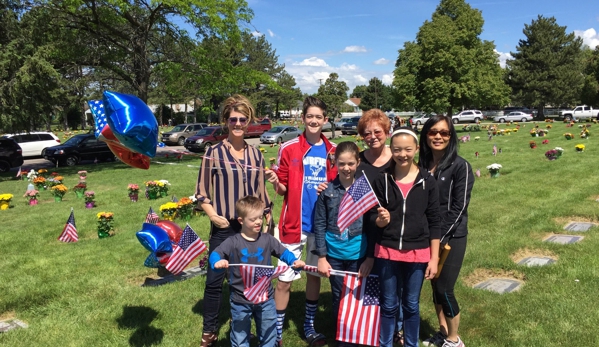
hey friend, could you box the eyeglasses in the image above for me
[427,129,451,138]
[305,114,325,121]
[363,130,385,139]
[228,117,248,125]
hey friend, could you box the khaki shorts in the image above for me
[277,232,320,282]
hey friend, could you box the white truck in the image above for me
[559,106,598,121]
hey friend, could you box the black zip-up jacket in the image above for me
[432,156,474,243]
[366,167,441,257]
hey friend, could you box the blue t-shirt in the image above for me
[326,230,366,261]
[301,142,327,233]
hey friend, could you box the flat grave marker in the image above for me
[563,222,596,232]
[518,256,556,267]
[473,278,523,294]
[142,266,206,287]
[0,319,28,334]
[543,235,584,244]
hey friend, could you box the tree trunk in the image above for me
[81,101,87,130]
[536,105,545,120]
[185,102,188,123]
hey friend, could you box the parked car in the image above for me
[451,110,483,124]
[260,126,301,144]
[245,118,272,137]
[413,113,435,126]
[559,105,598,122]
[1,132,60,157]
[341,117,362,135]
[42,134,115,166]
[184,126,228,152]
[0,137,24,172]
[162,123,207,146]
[493,111,533,123]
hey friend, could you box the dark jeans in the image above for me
[432,236,467,317]
[202,220,241,333]
[327,256,363,339]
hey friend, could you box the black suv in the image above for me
[0,138,24,172]
[341,117,361,135]
[42,134,115,166]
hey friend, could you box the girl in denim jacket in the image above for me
[313,141,374,347]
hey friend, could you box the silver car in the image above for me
[260,126,301,144]
[493,111,533,123]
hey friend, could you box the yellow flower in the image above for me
[97,212,114,219]
[160,202,179,211]
[0,194,14,201]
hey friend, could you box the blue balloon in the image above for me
[103,91,158,157]
[157,142,166,148]
[136,223,173,253]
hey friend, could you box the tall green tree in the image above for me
[580,46,599,107]
[359,77,394,111]
[37,0,253,103]
[316,73,348,138]
[350,85,367,99]
[393,0,510,115]
[506,15,584,117]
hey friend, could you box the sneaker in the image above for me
[276,340,283,347]
[441,337,464,347]
[422,331,447,347]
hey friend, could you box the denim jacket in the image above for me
[313,177,363,257]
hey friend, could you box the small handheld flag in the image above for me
[165,224,207,275]
[337,173,379,232]
[58,208,78,242]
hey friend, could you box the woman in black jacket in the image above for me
[419,115,474,347]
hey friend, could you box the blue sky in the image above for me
[244,0,599,95]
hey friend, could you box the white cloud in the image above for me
[339,63,358,71]
[251,31,263,37]
[293,57,329,67]
[354,75,368,83]
[342,45,367,53]
[382,74,393,85]
[575,28,599,49]
[267,29,275,37]
[374,58,390,65]
[494,49,513,68]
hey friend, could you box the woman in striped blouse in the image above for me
[196,94,272,347]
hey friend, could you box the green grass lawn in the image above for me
[0,121,598,346]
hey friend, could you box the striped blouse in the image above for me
[196,139,271,220]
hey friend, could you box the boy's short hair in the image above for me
[235,196,264,218]
[302,96,327,118]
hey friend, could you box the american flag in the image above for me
[145,207,159,224]
[337,175,379,232]
[58,209,78,243]
[88,100,107,139]
[242,265,289,304]
[165,225,207,274]
[492,144,498,156]
[337,274,381,346]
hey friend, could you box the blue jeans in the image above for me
[376,258,426,347]
[327,256,363,339]
[230,297,277,347]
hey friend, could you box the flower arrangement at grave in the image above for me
[33,176,46,190]
[575,144,585,152]
[73,182,87,198]
[0,193,14,210]
[78,170,87,181]
[157,180,170,197]
[474,136,480,141]
[529,140,537,149]
[471,124,481,131]
[542,139,549,145]
[27,169,37,182]
[145,181,160,199]
[97,212,114,238]
[259,147,266,153]
[545,149,559,161]
[37,169,48,178]
[84,191,95,208]
[554,147,564,157]
[486,163,502,178]
[580,126,589,138]
[159,202,178,221]
[199,253,209,271]
[177,197,195,221]
[529,129,537,137]
[564,133,574,140]
[23,190,39,205]
[537,129,548,136]
[47,175,64,188]
[50,184,68,201]
[546,124,552,129]
[513,128,518,132]
[128,184,140,202]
